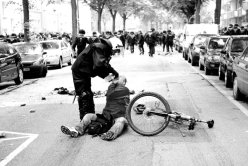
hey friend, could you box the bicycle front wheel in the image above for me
[126,92,171,136]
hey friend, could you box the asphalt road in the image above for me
[1,47,248,166]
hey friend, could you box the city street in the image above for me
[1,47,248,166]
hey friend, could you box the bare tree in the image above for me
[84,0,107,33]
[71,0,78,40]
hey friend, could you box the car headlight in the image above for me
[33,59,42,66]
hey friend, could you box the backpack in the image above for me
[87,112,113,136]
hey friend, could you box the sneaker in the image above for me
[61,125,79,138]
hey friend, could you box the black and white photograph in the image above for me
[1,0,248,165]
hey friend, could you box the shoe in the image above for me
[100,131,115,141]
[61,125,79,138]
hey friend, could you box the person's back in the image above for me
[72,29,89,56]
[103,81,130,119]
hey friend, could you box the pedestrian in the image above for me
[88,32,100,44]
[72,29,89,58]
[232,24,241,35]
[240,26,247,35]
[166,30,175,53]
[137,31,144,55]
[61,75,130,141]
[145,28,157,57]
[127,32,136,54]
[162,31,167,52]
[224,24,234,35]
[71,38,119,120]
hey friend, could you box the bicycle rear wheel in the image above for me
[126,92,171,136]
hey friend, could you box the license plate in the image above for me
[24,68,30,71]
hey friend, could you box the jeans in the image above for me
[75,113,128,138]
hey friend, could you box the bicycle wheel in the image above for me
[126,92,171,136]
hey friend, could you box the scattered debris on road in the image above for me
[41,97,46,100]
[30,109,36,113]
[54,87,74,95]
[0,132,6,138]
[20,104,26,107]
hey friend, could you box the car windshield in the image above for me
[231,38,248,52]
[208,38,227,49]
[41,42,59,50]
[15,44,42,54]
[194,36,208,46]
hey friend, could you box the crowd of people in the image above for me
[220,23,248,35]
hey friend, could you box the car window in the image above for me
[241,47,248,60]
[41,42,59,50]
[0,45,7,55]
[208,38,227,49]
[7,45,17,55]
[231,38,248,52]
[63,42,68,47]
[15,44,42,54]
[61,42,65,48]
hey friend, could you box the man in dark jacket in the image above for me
[137,31,144,55]
[71,38,119,120]
[166,30,175,53]
[72,29,89,57]
[145,28,157,57]
[224,24,234,35]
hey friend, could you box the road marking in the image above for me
[190,65,248,117]
[0,131,38,166]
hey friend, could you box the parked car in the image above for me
[13,42,48,77]
[182,24,218,61]
[199,36,229,75]
[39,40,73,69]
[219,35,248,88]
[174,33,183,53]
[232,46,248,100]
[0,42,23,85]
[188,34,216,66]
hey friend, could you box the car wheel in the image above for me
[188,55,191,63]
[184,52,188,60]
[14,67,24,85]
[225,70,232,88]
[199,61,204,70]
[41,66,47,77]
[204,65,210,75]
[58,57,63,69]
[218,65,224,80]
[191,57,194,66]
[233,77,243,100]
[68,56,72,66]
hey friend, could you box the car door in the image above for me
[60,41,68,62]
[0,44,8,82]
[0,44,17,81]
[62,41,70,62]
[236,49,248,94]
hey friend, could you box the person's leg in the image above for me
[141,45,144,54]
[166,44,169,53]
[61,113,97,137]
[75,113,97,135]
[101,117,128,141]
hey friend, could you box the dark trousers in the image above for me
[130,45,134,53]
[72,73,95,120]
[166,42,173,52]
[162,43,167,52]
[148,45,155,56]
[139,44,144,54]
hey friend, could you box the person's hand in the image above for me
[104,73,115,82]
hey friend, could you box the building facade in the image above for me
[221,0,248,27]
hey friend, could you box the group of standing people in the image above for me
[221,24,248,35]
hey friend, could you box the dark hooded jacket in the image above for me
[71,41,119,82]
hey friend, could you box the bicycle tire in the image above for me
[126,92,171,136]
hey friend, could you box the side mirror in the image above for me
[200,46,206,49]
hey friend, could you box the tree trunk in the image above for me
[195,0,201,24]
[98,10,103,33]
[215,0,221,24]
[22,0,30,42]
[111,11,117,33]
[71,0,77,41]
[122,14,127,31]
